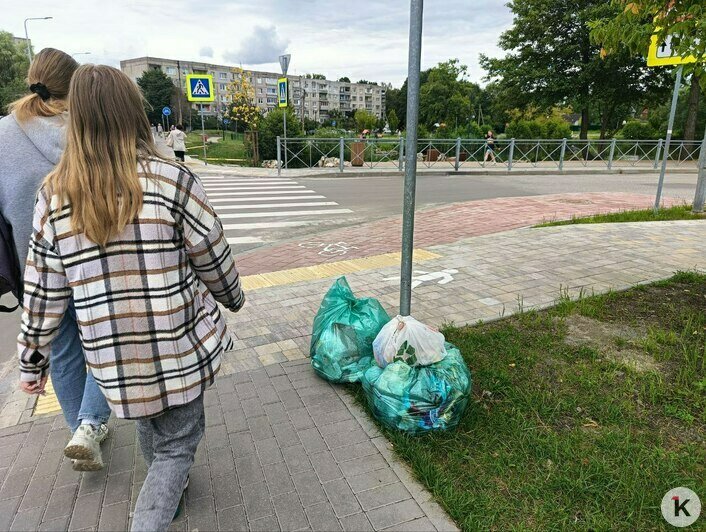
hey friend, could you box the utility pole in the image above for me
[176,60,184,124]
[400,0,423,316]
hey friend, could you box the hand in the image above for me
[20,376,48,395]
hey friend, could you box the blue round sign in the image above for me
[223,118,231,125]
[162,107,172,116]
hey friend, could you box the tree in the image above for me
[137,69,174,125]
[386,62,492,133]
[224,67,260,133]
[0,32,30,114]
[258,108,303,161]
[356,80,378,85]
[323,109,354,129]
[481,0,668,139]
[354,109,377,132]
[591,0,705,140]
[384,87,405,129]
[387,109,399,132]
[338,77,350,83]
[305,73,326,80]
[418,60,482,131]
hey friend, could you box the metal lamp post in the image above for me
[23,17,53,61]
[400,0,424,316]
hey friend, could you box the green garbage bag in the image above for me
[361,344,471,433]
[310,277,391,383]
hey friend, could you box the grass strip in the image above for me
[351,271,706,530]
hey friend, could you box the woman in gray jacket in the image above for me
[0,48,111,470]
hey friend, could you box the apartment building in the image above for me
[120,56,386,122]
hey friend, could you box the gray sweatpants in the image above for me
[131,395,205,532]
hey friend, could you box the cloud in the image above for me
[199,46,214,58]
[223,25,289,64]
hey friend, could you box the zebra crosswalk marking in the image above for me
[201,176,354,251]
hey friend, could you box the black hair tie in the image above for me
[29,83,51,101]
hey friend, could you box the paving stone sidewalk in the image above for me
[0,219,703,531]
[234,192,680,275]
[208,219,705,377]
[0,361,456,532]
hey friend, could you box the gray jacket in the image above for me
[0,112,65,274]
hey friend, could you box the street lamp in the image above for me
[23,17,53,62]
[71,52,91,58]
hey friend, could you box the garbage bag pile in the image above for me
[311,277,472,433]
[362,341,471,434]
[310,277,390,383]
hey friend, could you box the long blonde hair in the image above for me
[44,65,163,246]
[9,48,78,122]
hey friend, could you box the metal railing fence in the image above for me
[275,137,703,174]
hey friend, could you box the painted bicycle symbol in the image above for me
[298,241,358,257]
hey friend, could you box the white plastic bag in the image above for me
[373,315,447,368]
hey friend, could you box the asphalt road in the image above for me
[0,170,699,365]
[300,171,698,219]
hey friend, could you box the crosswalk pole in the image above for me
[400,0,423,317]
[276,136,282,177]
[200,104,207,166]
[654,65,683,213]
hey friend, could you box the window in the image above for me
[257,78,263,84]
[258,88,263,94]
[165,66,176,75]
[266,78,277,85]
[219,72,227,80]
[267,97,277,104]
[267,87,276,95]
[258,98,264,104]
[219,84,226,90]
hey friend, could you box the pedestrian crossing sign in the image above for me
[186,74,215,102]
[647,30,700,67]
[278,78,288,108]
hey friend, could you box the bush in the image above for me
[258,108,304,162]
[618,120,658,140]
[505,117,571,139]
[312,128,350,160]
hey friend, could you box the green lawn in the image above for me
[185,129,248,163]
[353,272,706,530]
[537,205,704,227]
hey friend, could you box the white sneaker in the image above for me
[65,424,109,471]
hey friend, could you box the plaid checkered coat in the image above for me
[18,160,245,419]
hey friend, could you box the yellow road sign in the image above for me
[647,32,700,67]
[186,74,215,102]
[278,78,288,108]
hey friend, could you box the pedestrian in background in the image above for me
[483,130,497,165]
[157,122,164,137]
[0,48,111,471]
[167,124,187,162]
[17,64,245,531]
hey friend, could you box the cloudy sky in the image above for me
[3,0,513,87]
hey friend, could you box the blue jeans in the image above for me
[50,301,111,432]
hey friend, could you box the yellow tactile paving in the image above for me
[241,249,440,291]
[33,377,61,416]
[32,248,441,418]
